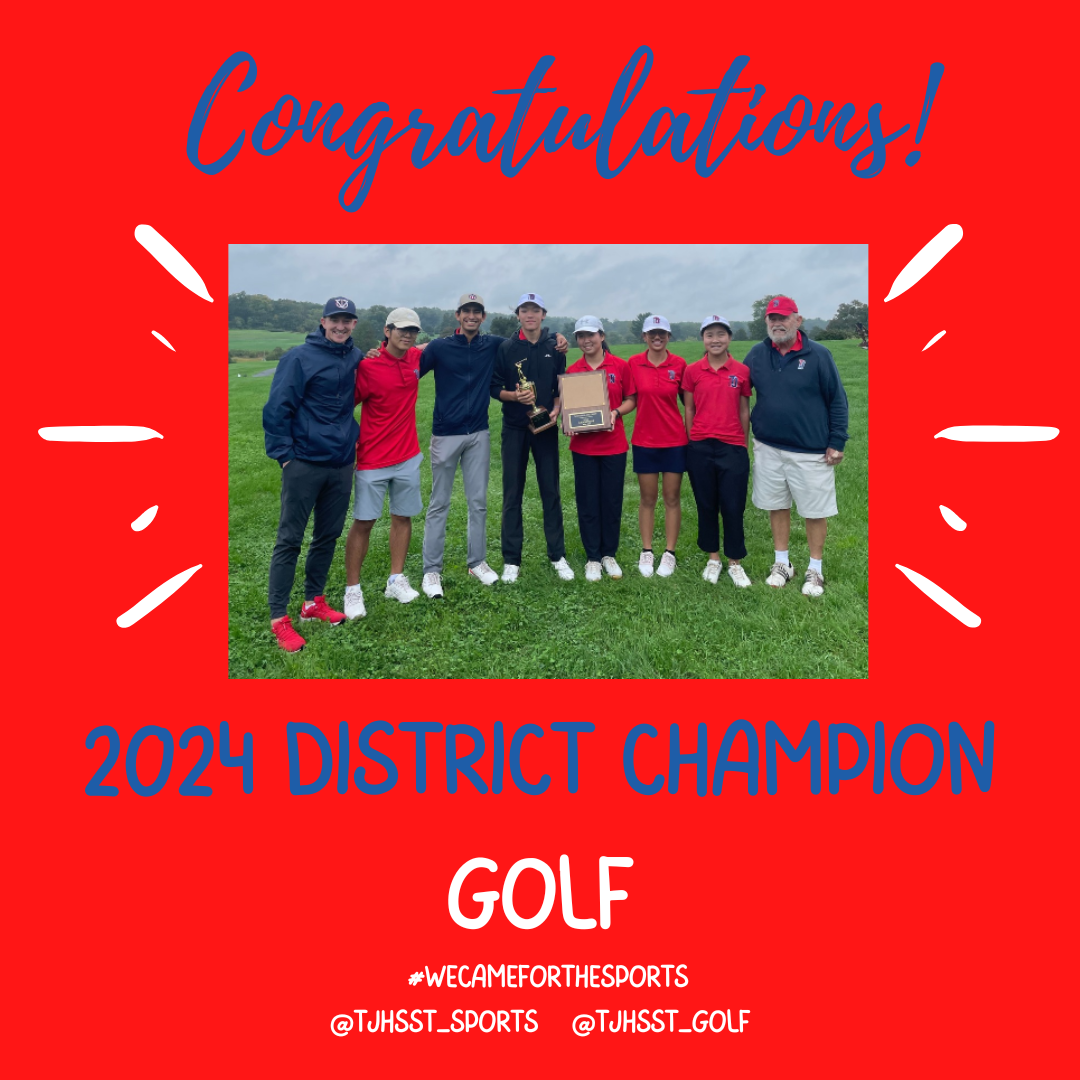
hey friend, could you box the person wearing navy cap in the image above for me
[262,297,363,652]
[743,295,849,598]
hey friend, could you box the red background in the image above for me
[7,2,1073,1075]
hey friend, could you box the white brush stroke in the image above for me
[38,426,163,442]
[922,330,946,351]
[938,505,967,531]
[895,564,981,627]
[134,224,213,303]
[934,425,1059,442]
[151,330,176,351]
[131,505,159,531]
[884,224,963,302]
[116,564,202,627]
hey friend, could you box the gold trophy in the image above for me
[514,360,556,434]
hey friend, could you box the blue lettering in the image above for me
[712,720,759,795]
[186,51,257,175]
[890,723,944,795]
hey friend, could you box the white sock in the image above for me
[809,558,823,574]
[346,583,362,593]
[388,574,400,584]
[775,550,790,565]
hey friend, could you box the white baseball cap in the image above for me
[516,292,546,311]
[574,315,605,334]
[643,314,671,333]
[700,315,732,332]
[386,307,421,329]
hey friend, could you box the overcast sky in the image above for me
[228,244,867,322]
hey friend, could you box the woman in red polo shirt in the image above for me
[682,316,752,588]
[565,316,637,581]
[627,315,688,578]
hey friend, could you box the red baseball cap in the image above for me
[766,295,799,316]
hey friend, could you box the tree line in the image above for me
[229,292,868,354]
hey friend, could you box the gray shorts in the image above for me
[352,452,424,520]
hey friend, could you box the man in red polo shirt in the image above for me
[683,315,752,588]
[342,308,425,617]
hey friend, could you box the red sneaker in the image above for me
[271,616,306,653]
[299,595,346,626]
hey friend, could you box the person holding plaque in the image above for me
[682,316,753,588]
[565,317,637,582]
[627,315,688,578]
[490,293,572,582]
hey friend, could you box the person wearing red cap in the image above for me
[743,296,849,598]
[683,316,752,588]
[627,315,688,579]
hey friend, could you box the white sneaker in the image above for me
[344,585,366,619]
[601,556,622,579]
[702,559,721,584]
[728,564,752,588]
[657,551,677,578]
[384,574,419,603]
[421,572,444,599]
[584,560,602,582]
[501,563,520,583]
[551,557,575,581]
[638,551,654,578]
[469,560,498,586]
[766,561,794,588]
[802,568,825,597]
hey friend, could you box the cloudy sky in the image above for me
[228,244,867,322]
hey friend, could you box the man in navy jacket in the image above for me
[262,297,362,651]
[744,295,849,598]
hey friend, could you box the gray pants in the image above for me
[423,431,490,574]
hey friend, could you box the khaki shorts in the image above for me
[751,440,838,518]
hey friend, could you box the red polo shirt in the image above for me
[565,353,633,456]
[627,351,688,447]
[682,354,752,446]
[354,344,422,470]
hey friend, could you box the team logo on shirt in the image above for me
[668,370,677,381]
[798,358,806,370]
[608,371,616,384]
[413,369,420,378]
[729,374,739,388]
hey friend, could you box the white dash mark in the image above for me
[131,505,159,531]
[151,330,176,351]
[38,426,163,442]
[895,564,981,627]
[116,564,202,628]
[938,505,967,531]
[922,330,946,351]
[884,224,963,302]
[934,425,1059,442]
[134,224,213,303]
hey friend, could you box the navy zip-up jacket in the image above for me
[744,335,849,454]
[262,327,361,466]
[420,331,508,436]
[491,329,565,430]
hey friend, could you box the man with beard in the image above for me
[743,296,849,598]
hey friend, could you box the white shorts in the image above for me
[751,440,838,519]
[352,452,424,520]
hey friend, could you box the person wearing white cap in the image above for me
[491,292,572,581]
[683,316,753,588]
[627,315,688,579]
[342,308,425,613]
[565,317,636,581]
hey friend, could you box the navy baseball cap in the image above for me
[322,297,358,317]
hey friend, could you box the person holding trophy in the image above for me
[564,317,636,582]
[490,292,572,582]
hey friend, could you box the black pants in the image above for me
[501,425,565,563]
[572,450,626,562]
[268,459,354,618]
[686,439,749,559]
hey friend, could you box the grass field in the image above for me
[229,339,867,679]
[229,329,307,355]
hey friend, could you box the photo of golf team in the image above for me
[261,290,849,655]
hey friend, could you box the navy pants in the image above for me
[268,459,354,618]
[571,450,627,562]
[686,439,749,559]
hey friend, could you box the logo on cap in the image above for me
[712,315,719,321]
[528,294,536,301]
[653,317,660,324]
[468,293,478,300]
[335,298,348,309]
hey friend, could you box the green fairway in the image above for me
[229,328,307,355]
[229,339,868,679]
